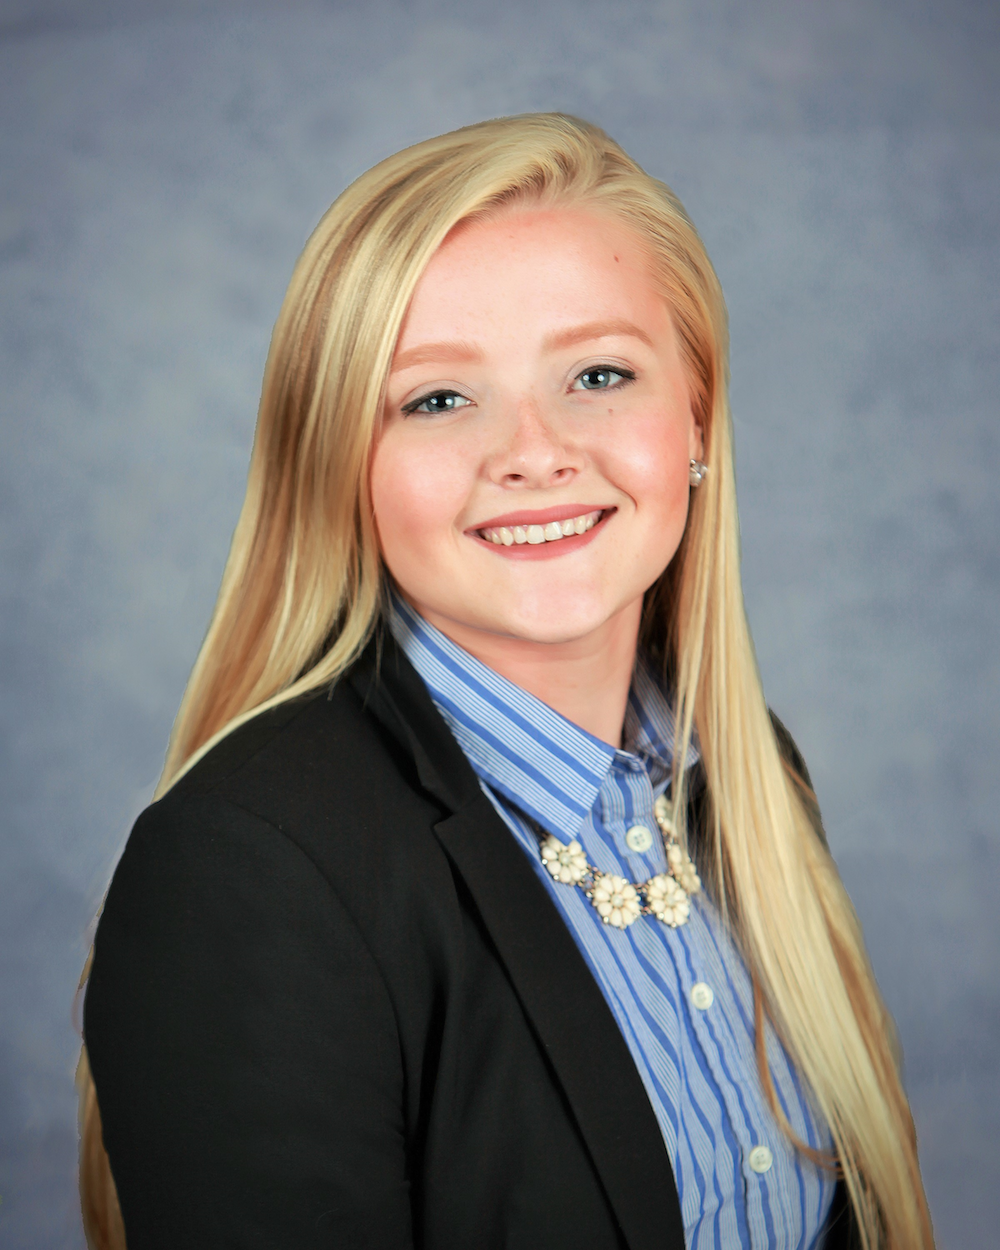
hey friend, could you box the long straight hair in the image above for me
[78,113,933,1250]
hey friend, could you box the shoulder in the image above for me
[89,668,466,1060]
[168,675,412,810]
[160,671,444,851]
[768,710,812,788]
[768,709,828,850]
[688,711,828,850]
[103,671,459,960]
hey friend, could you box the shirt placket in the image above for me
[606,754,784,1248]
[595,753,669,881]
[671,908,789,1247]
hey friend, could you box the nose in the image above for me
[487,398,582,490]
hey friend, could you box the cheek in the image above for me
[606,404,692,524]
[369,431,470,568]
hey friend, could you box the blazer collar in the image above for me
[348,633,686,1250]
[348,627,483,813]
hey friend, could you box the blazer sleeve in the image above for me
[84,791,413,1250]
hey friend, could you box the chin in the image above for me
[475,595,631,648]
[500,619,604,647]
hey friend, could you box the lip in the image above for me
[467,503,613,532]
[467,506,616,560]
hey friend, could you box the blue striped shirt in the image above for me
[387,594,837,1250]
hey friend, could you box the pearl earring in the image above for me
[689,459,708,487]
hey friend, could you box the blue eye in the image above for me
[572,366,635,392]
[404,390,472,415]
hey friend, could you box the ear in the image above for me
[688,404,705,462]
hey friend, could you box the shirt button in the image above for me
[749,1145,773,1174]
[690,982,714,1010]
[625,824,653,853]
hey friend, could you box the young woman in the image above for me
[79,113,933,1250]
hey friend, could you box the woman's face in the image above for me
[371,204,703,649]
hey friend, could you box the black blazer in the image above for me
[85,634,858,1249]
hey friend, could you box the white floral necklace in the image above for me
[535,795,701,930]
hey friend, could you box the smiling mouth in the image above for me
[476,509,608,546]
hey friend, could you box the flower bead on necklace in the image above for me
[536,794,701,930]
[646,874,691,927]
[539,838,589,885]
[591,874,643,928]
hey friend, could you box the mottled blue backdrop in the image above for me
[1,1,997,1245]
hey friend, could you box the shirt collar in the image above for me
[385,591,697,842]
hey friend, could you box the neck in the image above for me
[408,598,642,748]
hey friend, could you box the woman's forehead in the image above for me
[395,205,670,356]
[435,201,652,274]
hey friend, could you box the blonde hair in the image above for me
[78,112,933,1250]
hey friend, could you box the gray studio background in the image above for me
[1,0,997,1246]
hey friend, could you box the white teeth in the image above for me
[480,510,604,546]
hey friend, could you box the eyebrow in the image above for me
[391,340,483,373]
[390,319,654,374]
[543,318,655,352]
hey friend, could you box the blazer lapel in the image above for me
[350,636,686,1250]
